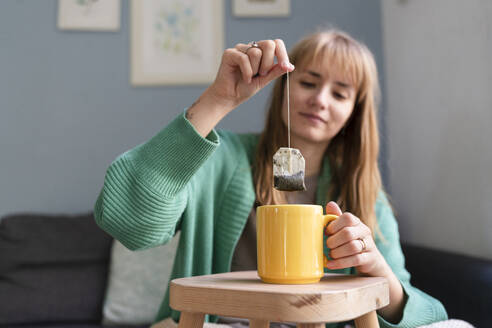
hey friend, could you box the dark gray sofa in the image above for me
[0,213,147,328]
[0,213,490,328]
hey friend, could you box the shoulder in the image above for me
[375,190,394,218]
[374,190,399,238]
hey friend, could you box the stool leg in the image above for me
[354,310,379,328]
[178,311,205,328]
[250,319,270,328]
[297,324,325,328]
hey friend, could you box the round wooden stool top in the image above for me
[170,270,389,324]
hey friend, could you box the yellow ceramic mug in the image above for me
[257,204,337,284]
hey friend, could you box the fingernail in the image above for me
[289,63,295,70]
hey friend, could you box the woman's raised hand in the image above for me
[185,39,294,138]
[205,39,295,112]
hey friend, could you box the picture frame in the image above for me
[131,0,224,86]
[57,0,121,31]
[233,0,290,18]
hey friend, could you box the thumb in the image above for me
[259,63,291,88]
[325,201,343,216]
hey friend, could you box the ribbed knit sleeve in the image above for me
[94,112,220,251]
[374,193,448,328]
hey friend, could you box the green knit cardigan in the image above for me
[95,112,447,328]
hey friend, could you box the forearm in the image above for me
[95,111,222,250]
[377,264,406,324]
[94,177,187,251]
[186,89,233,138]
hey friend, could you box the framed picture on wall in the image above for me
[233,0,290,17]
[57,0,121,31]
[131,0,224,86]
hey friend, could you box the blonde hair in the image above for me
[254,29,383,236]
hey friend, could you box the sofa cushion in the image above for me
[102,232,180,326]
[0,212,113,325]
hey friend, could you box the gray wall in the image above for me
[0,1,385,216]
[382,0,492,259]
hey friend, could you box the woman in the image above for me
[94,29,448,327]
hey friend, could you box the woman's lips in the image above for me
[299,112,327,124]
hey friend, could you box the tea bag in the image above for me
[273,147,306,191]
[273,70,306,191]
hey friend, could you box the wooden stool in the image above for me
[169,271,389,328]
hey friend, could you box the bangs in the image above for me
[292,33,367,90]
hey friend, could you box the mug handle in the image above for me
[323,214,338,229]
[323,214,338,268]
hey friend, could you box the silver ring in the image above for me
[358,238,367,252]
[244,41,260,54]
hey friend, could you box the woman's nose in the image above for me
[309,88,330,110]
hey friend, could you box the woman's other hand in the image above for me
[324,201,406,322]
[324,201,390,277]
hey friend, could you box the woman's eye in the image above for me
[300,81,315,88]
[334,92,347,100]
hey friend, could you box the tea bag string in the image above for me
[287,70,291,149]
[287,70,292,173]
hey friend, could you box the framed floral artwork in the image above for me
[131,0,224,86]
[233,0,290,17]
[57,0,121,31]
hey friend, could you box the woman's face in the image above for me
[282,60,357,146]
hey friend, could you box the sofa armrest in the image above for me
[401,242,492,327]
